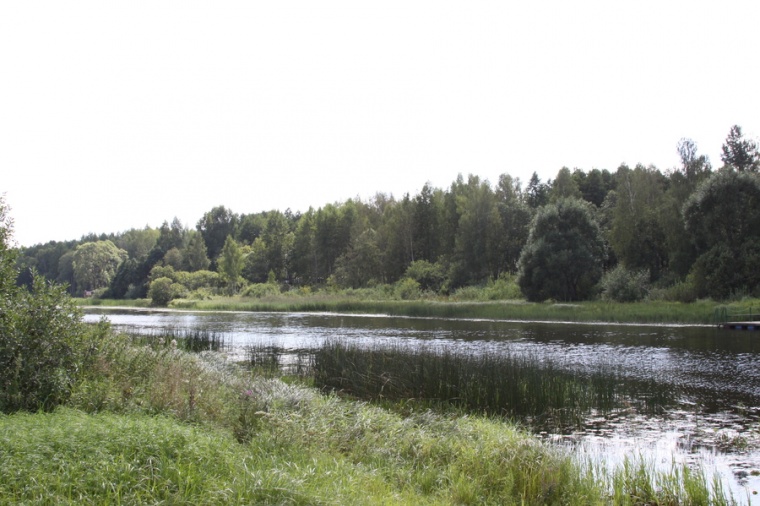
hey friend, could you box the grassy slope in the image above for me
[0,339,737,505]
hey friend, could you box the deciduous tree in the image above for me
[517,198,606,301]
[217,235,244,294]
[683,170,760,297]
[72,240,128,292]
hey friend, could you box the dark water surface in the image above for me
[85,307,760,502]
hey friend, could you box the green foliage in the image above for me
[174,269,220,290]
[149,263,176,282]
[0,198,109,412]
[333,228,383,288]
[113,226,158,260]
[684,170,760,298]
[183,230,210,271]
[394,277,421,300]
[148,277,185,306]
[648,276,698,303]
[721,124,760,172]
[196,205,238,262]
[404,259,445,292]
[106,257,139,299]
[485,272,522,300]
[600,265,650,302]
[609,164,668,280]
[156,217,186,253]
[0,277,109,412]
[550,166,582,201]
[72,240,128,293]
[684,169,760,252]
[451,273,522,301]
[518,198,606,301]
[217,235,244,294]
[241,282,281,298]
[690,240,760,299]
[162,247,183,270]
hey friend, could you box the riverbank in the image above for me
[77,294,760,325]
[0,333,739,505]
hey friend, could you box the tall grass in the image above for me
[310,339,675,431]
[119,326,229,353]
[0,328,737,505]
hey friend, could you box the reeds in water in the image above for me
[120,326,229,353]
[312,338,676,431]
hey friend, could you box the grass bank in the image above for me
[0,331,738,505]
[79,294,760,325]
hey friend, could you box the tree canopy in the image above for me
[13,125,760,302]
[517,198,606,302]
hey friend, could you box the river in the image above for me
[84,307,760,503]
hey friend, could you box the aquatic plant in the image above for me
[310,338,676,431]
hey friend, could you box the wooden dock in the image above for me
[722,321,760,331]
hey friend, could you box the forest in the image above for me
[15,125,760,305]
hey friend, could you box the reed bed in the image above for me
[310,338,676,431]
[120,326,229,353]
[162,297,726,324]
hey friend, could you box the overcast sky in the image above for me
[2,1,759,247]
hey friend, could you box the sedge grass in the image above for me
[310,339,676,431]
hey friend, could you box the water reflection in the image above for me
[85,308,760,502]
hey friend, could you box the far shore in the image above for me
[76,295,758,326]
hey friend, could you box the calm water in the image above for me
[84,307,760,502]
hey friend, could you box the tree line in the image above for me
[15,125,760,303]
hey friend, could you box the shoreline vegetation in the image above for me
[3,186,755,503]
[1,328,740,505]
[77,292,760,325]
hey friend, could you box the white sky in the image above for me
[2,1,759,247]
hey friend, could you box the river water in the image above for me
[84,307,760,503]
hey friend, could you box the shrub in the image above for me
[0,275,109,412]
[148,278,187,306]
[404,260,445,292]
[175,269,221,290]
[649,276,698,303]
[600,265,650,302]
[241,283,281,298]
[484,273,522,300]
[149,264,176,282]
[394,277,421,300]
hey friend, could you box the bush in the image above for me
[2,198,110,412]
[484,273,522,300]
[600,265,650,302]
[175,270,221,291]
[649,276,698,303]
[404,260,445,293]
[149,277,180,306]
[0,275,109,413]
[241,283,281,298]
[394,277,421,300]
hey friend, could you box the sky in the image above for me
[2,1,759,247]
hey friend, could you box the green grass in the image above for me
[0,331,738,505]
